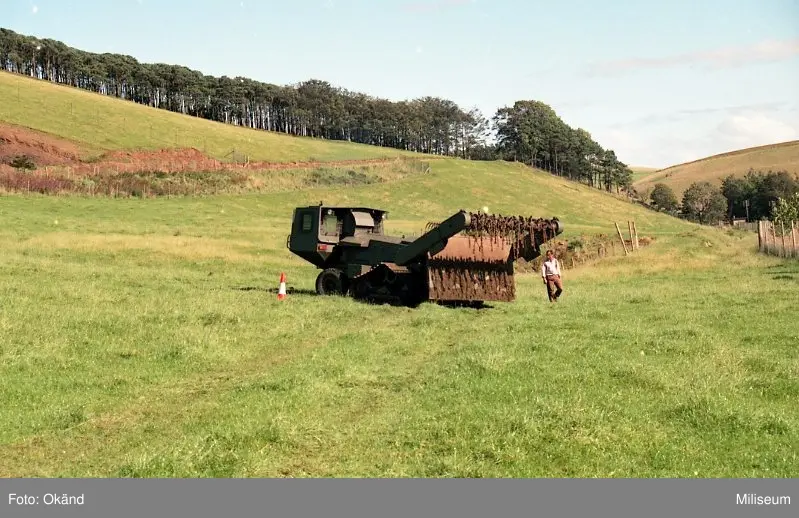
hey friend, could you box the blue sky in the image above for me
[5,0,799,167]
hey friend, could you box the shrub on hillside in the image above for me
[721,169,799,222]
[305,169,376,186]
[681,181,727,224]
[650,183,679,211]
[772,193,799,230]
[0,169,74,193]
[9,155,36,171]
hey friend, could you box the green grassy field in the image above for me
[0,71,424,163]
[2,155,797,477]
[2,67,797,478]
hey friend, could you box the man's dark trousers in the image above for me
[546,274,563,302]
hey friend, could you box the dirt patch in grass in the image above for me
[0,123,84,166]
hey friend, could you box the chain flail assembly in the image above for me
[464,212,561,260]
[427,212,561,261]
[423,211,561,302]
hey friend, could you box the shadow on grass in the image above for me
[231,286,495,309]
[764,262,799,275]
[437,301,494,310]
[231,286,318,296]
[346,299,493,310]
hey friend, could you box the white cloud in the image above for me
[600,129,675,167]
[32,5,39,14]
[599,111,799,168]
[598,129,692,168]
[402,0,473,13]
[607,102,791,129]
[586,38,799,77]
[604,129,639,153]
[594,100,799,167]
[416,46,423,54]
[716,113,798,148]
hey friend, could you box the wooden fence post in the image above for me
[781,221,787,258]
[632,221,639,250]
[628,221,635,251]
[766,221,772,255]
[757,221,763,252]
[792,221,797,259]
[771,221,776,256]
[615,222,629,256]
[769,221,775,256]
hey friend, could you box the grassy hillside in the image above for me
[630,166,659,182]
[634,141,799,198]
[0,71,424,163]
[260,160,691,237]
[2,156,798,477]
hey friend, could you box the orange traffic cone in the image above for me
[277,272,287,301]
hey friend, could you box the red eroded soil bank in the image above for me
[0,123,83,167]
[0,122,421,176]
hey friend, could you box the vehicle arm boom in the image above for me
[394,210,471,266]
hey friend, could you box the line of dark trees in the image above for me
[647,169,799,224]
[492,101,633,192]
[0,27,634,194]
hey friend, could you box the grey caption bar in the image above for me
[1,478,796,518]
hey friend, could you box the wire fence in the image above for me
[719,221,759,232]
[758,220,798,259]
[0,157,434,198]
[515,221,650,273]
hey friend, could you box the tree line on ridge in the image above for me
[0,28,634,194]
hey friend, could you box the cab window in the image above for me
[301,213,313,232]
[322,214,339,235]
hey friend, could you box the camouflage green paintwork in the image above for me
[287,205,417,280]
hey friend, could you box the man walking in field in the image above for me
[541,249,563,302]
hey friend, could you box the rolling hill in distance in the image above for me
[634,140,799,198]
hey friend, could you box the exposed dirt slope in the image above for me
[0,123,429,176]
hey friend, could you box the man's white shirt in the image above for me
[541,258,561,277]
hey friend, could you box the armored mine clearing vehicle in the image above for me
[287,204,562,306]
